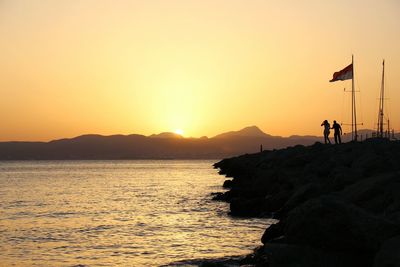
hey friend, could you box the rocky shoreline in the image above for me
[212,139,400,267]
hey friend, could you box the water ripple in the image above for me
[0,160,274,266]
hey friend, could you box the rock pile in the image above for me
[213,138,400,267]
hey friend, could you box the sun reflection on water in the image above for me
[0,160,274,266]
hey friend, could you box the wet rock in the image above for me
[260,242,372,267]
[230,197,265,217]
[261,223,284,244]
[163,255,245,267]
[210,192,226,201]
[222,179,233,188]
[229,190,291,217]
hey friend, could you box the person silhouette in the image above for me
[321,120,331,144]
[331,120,342,144]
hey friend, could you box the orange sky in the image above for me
[0,0,399,141]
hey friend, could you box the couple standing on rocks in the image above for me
[321,120,342,144]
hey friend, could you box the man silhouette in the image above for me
[331,120,342,144]
[321,120,331,144]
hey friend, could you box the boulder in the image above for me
[222,179,233,188]
[261,223,284,244]
[259,242,372,267]
[339,172,400,221]
[229,197,265,217]
[283,196,400,252]
[374,235,400,267]
[211,192,226,201]
[278,183,323,217]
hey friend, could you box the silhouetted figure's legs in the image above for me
[324,133,331,144]
[333,133,341,144]
[331,121,342,144]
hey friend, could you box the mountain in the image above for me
[213,126,270,139]
[2,125,375,160]
[149,132,183,139]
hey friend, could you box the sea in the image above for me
[0,160,273,266]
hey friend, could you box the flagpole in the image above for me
[352,55,357,141]
[330,57,359,141]
[351,55,354,141]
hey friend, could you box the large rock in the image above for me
[283,196,400,252]
[339,172,400,222]
[374,235,400,267]
[277,183,323,218]
[222,179,234,188]
[261,223,284,244]
[229,190,292,217]
[259,242,372,267]
[230,197,266,217]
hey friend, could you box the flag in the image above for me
[330,63,353,82]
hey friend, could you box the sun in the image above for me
[174,129,184,136]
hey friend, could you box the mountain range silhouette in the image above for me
[0,126,392,160]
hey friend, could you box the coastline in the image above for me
[212,139,400,266]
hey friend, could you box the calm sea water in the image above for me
[0,160,272,266]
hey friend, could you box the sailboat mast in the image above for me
[378,60,385,137]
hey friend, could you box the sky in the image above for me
[0,0,399,141]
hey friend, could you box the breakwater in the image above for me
[214,139,400,267]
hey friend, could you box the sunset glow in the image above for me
[0,0,399,141]
[175,129,184,136]
[1,2,400,266]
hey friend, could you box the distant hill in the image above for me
[213,126,271,138]
[1,126,395,160]
[149,132,183,139]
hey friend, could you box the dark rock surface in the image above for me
[374,235,400,267]
[222,179,234,188]
[213,139,400,267]
[256,243,372,267]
